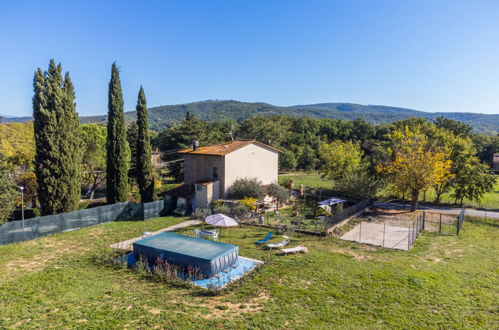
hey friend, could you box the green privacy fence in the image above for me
[0,199,176,246]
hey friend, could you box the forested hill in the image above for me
[3,100,499,134]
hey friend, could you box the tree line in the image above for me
[0,60,154,223]
[153,113,497,211]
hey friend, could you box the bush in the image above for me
[267,183,290,208]
[239,197,257,211]
[332,172,381,201]
[226,178,264,200]
[191,208,211,220]
[230,204,251,221]
[213,204,230,215]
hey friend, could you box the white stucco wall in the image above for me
[223,143,278,196]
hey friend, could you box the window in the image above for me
[213,167,218,179]
[196,184,202,191]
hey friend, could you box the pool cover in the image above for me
[133,232,238,276]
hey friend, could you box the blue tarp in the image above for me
[133,232,239,276]
[317,197,347,206]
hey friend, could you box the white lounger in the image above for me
[266,240,289,250]
[281,246,308,255]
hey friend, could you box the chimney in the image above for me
[193,140,199,151]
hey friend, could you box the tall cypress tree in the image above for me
[59,72,83,211]
[135,87,154,202]
[106,63,129,203]
[33,60,82,214]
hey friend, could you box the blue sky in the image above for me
[1,0,498,116]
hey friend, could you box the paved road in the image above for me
[374,201,499,219]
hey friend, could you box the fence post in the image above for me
[422,212,425,230]
[359,221,362,243]
[408,225,411,250]
[439,214,442,234]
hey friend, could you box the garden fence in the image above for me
[422,208,466,236]
[0,199,176,246]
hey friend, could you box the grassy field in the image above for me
[0,215,497,328]
[279,172,331,189]
[280,173,499,210]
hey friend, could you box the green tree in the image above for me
[377,126,452,211]
[135,87,154,202]
[435,116,472,137]
[226,178,264,200]
[320,140,363,182]
[0,154,17,224]
[106,63,129,203]
[279,149,297,171]
[451,158,495,204]
[267,183,289,209]
[33,60,82,214]
[126,121,138,186]
[81,124,107,200]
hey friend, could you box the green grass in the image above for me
[377,181,499,210]
[0,215,497,328]
[279,172,331,189]
[281,172,499,210]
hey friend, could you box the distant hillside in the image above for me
[3,100,499,134]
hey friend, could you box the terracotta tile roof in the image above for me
[178,140,281,156]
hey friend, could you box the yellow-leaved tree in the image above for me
[376,125,452,211]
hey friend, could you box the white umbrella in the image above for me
[205,213,238,239]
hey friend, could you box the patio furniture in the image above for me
[201,230,218,240]
[256,232,272,244]
[194,228,201,238]
[281,245,308,255]
[266,240,289,250]
[205,213,238,240]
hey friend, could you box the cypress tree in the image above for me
[59,72,83,211]
[33,60,82,215]
[106,63,129,203]
[135,87,154,202]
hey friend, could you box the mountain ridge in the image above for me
[2,100,498,134]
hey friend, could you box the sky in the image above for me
[0,0,498,117]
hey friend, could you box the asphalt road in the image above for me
[374,201,499,219]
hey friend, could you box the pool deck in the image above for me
[110,220,202,251]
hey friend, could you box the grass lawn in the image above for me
[279,172,331,189]
[281,172,499,210]
[0,215,497,328]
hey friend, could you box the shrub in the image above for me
[239,197,257,211]
[213,204,230,215]
[267,183,290,208]
[226,178,264,200]
[191,208,211,220]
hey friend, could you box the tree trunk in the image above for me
[410,190,419,212]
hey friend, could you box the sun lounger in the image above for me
[281,245,308,255]
[256,232,272,244]
[266,240,289,249]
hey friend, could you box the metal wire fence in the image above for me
[422,208,466,236]
[341,209,466,251]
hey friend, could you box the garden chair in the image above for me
[266,240,289,250]
[256,232,272,244]
[281,245,308,255]
[194,228,201,238]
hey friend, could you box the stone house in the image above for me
[164,140,280,212]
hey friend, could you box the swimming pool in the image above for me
[133,232,239,276]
